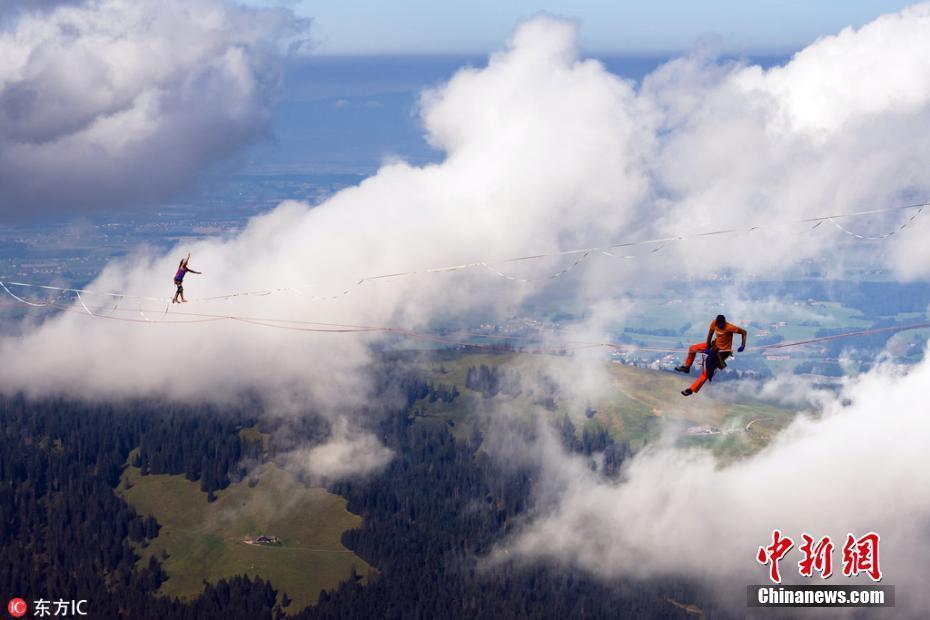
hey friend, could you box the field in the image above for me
[415,351,796,458]
[115,351,798,615]
[117,460,372,613]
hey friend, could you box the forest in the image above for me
[0,359,724,618]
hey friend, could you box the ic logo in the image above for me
[7,598,27,618]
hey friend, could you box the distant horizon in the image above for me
[296,48,797,57]
[251,0,917,56]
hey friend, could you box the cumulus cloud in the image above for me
[0,0,309,218]
[0,15,653,401]
[500,345,930,612]
[284,419,394,483]
[8,5,930,394]
[631,4,930,281]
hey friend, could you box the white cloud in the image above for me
[735,4,930,136]
[284,419,393,483]
[0,15,652,402]
[500,344,930,612]
[643,4,930,279]
[0,0,309,217]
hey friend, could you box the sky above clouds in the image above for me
[252,0,918,54]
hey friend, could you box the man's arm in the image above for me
[705,325,715,350]
[737,327,747,352]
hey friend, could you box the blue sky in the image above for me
[249,1,918,54]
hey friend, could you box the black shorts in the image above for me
[705,348,731,382]
[174,279,183,292]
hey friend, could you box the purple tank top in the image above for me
[175,268,186,281]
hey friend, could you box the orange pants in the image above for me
[684,342,706,368]
[684,342,730,393]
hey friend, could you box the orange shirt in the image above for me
[710,321,745,351]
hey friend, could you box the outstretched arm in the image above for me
[737,327,748,352]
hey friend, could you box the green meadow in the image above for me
[118,460,372,613]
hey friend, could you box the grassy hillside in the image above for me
[415,351,796,458]
[117,460,372,614]
[114,351,796,615]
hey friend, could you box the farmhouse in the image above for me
[254,535,279,544]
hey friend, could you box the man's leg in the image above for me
[691,370,708,393]
[682,370,707,396]
[676,342,706,373]
[686,342,706,367]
